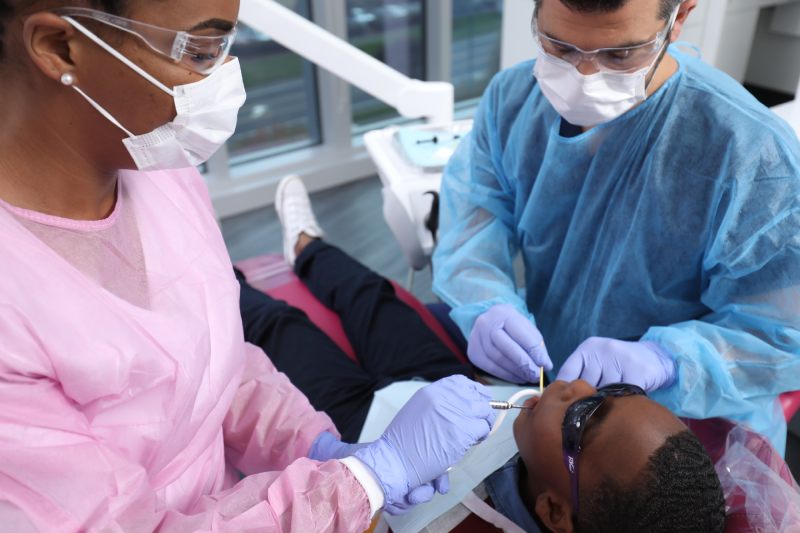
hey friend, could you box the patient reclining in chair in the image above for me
[233,176,728,531]
[476,379,726,532]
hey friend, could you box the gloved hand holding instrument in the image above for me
[310,375,496,515]
[468,304,553,384]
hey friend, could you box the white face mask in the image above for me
[534,54,658,128]
[61,17,246,171]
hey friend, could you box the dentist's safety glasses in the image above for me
[51,7,236,74]
[531,7,678,73]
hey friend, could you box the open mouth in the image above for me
[523,395,540,411]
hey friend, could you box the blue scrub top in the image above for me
[433,47,800,453]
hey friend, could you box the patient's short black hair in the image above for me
[576,430,726,533]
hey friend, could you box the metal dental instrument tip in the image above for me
[489,400,531,410]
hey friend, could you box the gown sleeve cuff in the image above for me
[339,456,385,516]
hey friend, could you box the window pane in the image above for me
[228,0,321,163]
[347,0,425,131]
[452,0,503,102]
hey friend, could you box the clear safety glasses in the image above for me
[561,383,646,521]
[531,8,678,73]
[52,7,236,75]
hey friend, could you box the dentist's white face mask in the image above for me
[61,17,246,171]
[532,10,676,128]
[534,54,661,128]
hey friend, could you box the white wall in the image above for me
[501,0,536,69]
[698,0,800,90]
[745,5,800,94]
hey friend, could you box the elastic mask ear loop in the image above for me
[644,7,680,92]
[59,16,176,139]
[60,72,134,137]
[62,16,175,97]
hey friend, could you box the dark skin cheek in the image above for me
[515,405,567,497]
[55,31,204,174]
[81,0,238,136]
[69,40,170,136]
[100,44,192,133]
[0,0,240,200]
[67,1,236,170]
[69,3,221,136]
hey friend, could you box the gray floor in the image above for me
[221,175,800,482]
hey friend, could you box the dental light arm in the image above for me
[239,0,454,124]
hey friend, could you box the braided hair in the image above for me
[0,0,128,58]
[576,430,726,532]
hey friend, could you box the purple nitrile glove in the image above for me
[556,337,676,392]
[468,304,553,384]
[308,431,368,461]
[382,475,450,515]
[308,431,446,514]
[353,375,495,515]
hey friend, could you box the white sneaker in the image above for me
[275,175,323,265]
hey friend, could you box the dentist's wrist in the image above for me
[339,456,386,516]
[641,341,677,389]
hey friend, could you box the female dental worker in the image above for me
[0,1,495,531]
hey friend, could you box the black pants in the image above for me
[237,240,472,442]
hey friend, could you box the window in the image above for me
[227,0,321,163]
[346,0,426,131]
[452,0,503,103]
[212,0,507,218]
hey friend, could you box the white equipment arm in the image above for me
[239,0,454,124]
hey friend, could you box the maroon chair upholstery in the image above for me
[781,391,800,421]
[685,417,799,532]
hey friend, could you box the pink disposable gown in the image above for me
[0,168,372,532]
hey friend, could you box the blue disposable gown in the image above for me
[433,47,800,453]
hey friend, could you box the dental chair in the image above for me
[235,253,800,532]
[686,417,800,532]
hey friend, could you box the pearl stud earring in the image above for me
[60,72,75,86]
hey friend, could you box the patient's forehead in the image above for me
[581,396,687,489]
